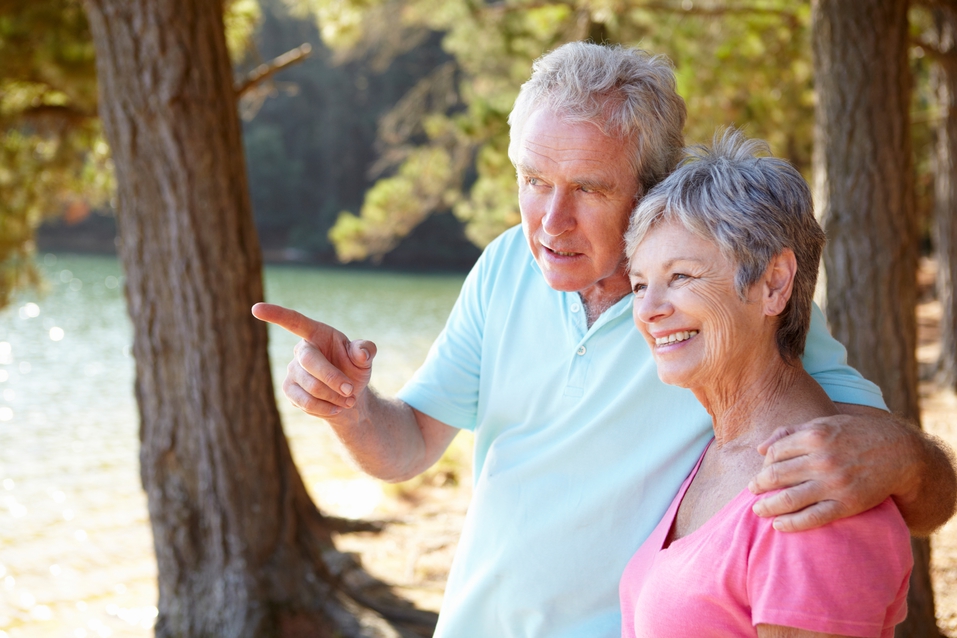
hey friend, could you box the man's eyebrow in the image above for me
[515,163,613,192]
[515,162,541,177]
[577,177,614,192]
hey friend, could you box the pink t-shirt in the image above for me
[619,444,913,638]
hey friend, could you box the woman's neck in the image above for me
[692,352,836,447]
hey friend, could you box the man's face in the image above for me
[515,109,639,308]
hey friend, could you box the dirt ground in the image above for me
[333,260,957,634]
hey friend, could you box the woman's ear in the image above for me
[762,249,796,317]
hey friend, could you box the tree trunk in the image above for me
[811,1,939,636]
[934,4,957,390]
[80,2,433,636]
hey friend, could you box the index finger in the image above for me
[760,419,833,468]
[757,425,794,456]
[251,303,327,342]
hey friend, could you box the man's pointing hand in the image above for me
[251,302,377,418]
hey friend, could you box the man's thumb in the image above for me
[349,340,377,369]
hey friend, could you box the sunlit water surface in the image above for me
[0,254,464,638]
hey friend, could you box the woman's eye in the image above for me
[632,283,646,295]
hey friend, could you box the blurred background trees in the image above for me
[0,0,107,307]
[9,0,820,277]
[323,0,815,261]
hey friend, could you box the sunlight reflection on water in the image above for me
[0,254,464,637]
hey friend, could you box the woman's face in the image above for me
[628,220,774,390]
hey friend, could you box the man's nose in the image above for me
[541,190,575,236]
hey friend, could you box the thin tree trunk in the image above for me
[80,1,430,636]
[811,1,939,636]
[934,4,957,390]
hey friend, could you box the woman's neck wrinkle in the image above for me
[701,360,802,445]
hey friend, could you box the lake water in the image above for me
[0,254,466,638]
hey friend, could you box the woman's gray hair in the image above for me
[625,128,826,362]
[508,42,687,196]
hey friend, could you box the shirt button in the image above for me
[570,302,581,313]
[577,346,586,356]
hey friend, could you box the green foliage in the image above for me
[242,0,463,261]
[330,141,466,261]
[0,0,268,309]
[641,3,813,169]
[225,0,263,56]
[320,0,814,262]
[0,0,106,309]
[908,4,941,245]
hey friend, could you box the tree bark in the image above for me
[811,1,939,636]
[80,2,433,636]
[934,4,957,390]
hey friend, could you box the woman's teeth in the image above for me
[655,330,698,346]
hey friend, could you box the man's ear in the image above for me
[762,249,797,317]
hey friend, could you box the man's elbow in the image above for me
[901,434,957,537]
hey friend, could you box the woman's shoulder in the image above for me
[742,492,909,544]
[742,496,912,635]
[735,489,910,556]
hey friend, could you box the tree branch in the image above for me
[235,43,313,98]
[15,104,97,132]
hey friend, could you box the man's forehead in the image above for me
[519,111,629,161]
[525,107,614,140]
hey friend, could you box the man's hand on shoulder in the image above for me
[748,404,957,535]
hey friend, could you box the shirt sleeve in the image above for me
[802,303,888,410]
[747,498,913,637]
[396,234,497,431]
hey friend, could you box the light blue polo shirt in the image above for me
[397,226,886,638]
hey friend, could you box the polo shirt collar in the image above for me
[527,255,634,332]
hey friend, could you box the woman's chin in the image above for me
[656,368,694,389]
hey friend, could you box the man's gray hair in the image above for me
[508,42,687,196]
[624,128,826,362]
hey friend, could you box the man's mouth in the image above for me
[544,245,579,257]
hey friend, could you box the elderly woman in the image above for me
[618,130,913,637]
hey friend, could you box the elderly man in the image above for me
[253,42,956,638]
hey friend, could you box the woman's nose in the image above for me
[634,285,673,325]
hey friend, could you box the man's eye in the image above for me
[632,283,646,295]
[672,273,689,282]
[526,177,540,186]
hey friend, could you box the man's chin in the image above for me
[540,271,586,294]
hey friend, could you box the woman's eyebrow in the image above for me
[635,256,705,268]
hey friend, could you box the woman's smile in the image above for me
[652,330,699,347]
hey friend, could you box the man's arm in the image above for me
[319,390,459,482]
[749,403,957,536]
[756,625,842,638]
[252,303,458,482]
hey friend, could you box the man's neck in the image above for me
[579,272,632,327]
